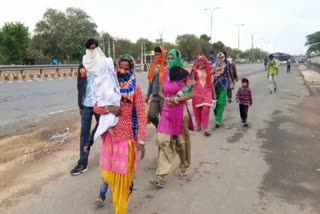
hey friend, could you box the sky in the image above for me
[1,0,319,55]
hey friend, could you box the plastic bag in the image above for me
[212,99,217,110]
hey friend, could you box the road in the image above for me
[0,64,262,134]
[1,64,319,214]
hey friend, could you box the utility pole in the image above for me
[112,39,115,60]
[250,33,257,49]
[205,7,220,44]
[108,38,111,57]
[234,24,245,50]
[140,42,144,71]
[102,38,106,55]
[144,43,147,64]
[159,30,164,44]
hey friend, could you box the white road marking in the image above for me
[7,81,13,84]
[49,108,76,116]
[279,89,291,92]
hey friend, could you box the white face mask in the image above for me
[86,48,99,59]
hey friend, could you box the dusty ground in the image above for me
[0,65,319,214]
[0,111,81,207]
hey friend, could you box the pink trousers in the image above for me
[193,105,210,130]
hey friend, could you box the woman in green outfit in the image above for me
[213,52,232,128]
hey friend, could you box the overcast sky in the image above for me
[1,0,319,55]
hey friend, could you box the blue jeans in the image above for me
[99,181,109,200]
[78,106,99,167]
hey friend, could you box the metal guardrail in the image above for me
[0,64,79,71]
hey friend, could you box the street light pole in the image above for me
[108,38,111,57]
[205,7,220,44]
[112,39,115,60]
[234,24,245,50]
[140,42,144,71]
[250,33,258,49]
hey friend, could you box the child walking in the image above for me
[236,78,253,127]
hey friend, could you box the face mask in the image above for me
[168,59,177,70]
[117,67,130,76]
[198,60,206,69]
[86,49,98,59]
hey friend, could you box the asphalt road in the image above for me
[2,64,319,213]
[0,64,263,134]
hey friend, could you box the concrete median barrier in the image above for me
[1,71,20,82]
[72,69,78,77]
[0,74,5,82]
[0,65,78,82]
[28,73,34,80]
[21,73,27,81]
[68,72,73,78]
[23,70,40,81]
[42,69,57,80]
[12,73,22,82]
[58,69,69,79]
[4,74,10,81]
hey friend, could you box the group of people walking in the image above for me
[70,38,254,214]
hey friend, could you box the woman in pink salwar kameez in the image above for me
[150,49,194,188]
[191,55,216,136]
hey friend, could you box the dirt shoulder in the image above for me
[0,111,81,208]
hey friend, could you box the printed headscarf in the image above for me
[167,49,189,82]
[117,54,136,103]
[214,52,227,78]
[148,46,166,84]
[117,55,139,140]
[190,55,212,88]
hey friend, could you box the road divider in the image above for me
[299,65,320,95]
[0,63,153,83]
[0,65,79,83]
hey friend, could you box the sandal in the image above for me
[149,178,166,188]
[178,170,187,179]
[95,198,106,207]
[127,181,134,203]
[204,131,211,137]
[129,182,134,196]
